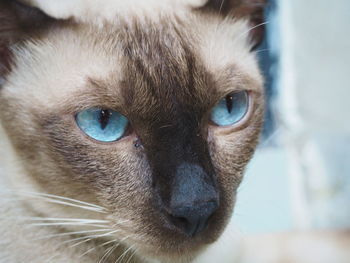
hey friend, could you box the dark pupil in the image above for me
[99,109,111,130]
[225,95,233,113]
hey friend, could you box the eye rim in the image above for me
[209,90,255,132]
[74,107,134,145]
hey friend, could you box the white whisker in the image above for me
[115,245,135,263]
[255,48,270,54]
[20,191,107,210]
[112,219,131,224]
[80,234,133,260]
[70,234,119,248]
[99,244,117,263]
[125,248,138,263]
[62,230,119,247]
[31,197,106,213]
[79,238,119,258]
[71,238,94,248]
[34,228,112,241]
[29,222,108,228]
[1,190,108,213]
[235,21,269,43]
[43,253,58,263]
[26,217,109,223]
[218,0,225,16]
[259,126,282,148]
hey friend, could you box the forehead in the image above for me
[116,17,214,122]
[5,13,262,115]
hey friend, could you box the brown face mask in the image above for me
[0,0,265,262]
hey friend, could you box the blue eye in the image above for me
[211,91,249,126]
[76,108,129,142]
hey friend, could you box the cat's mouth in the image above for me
[126,222,223,262]
[107,199,227,261]
[124,232,214,262]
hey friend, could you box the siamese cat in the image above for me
[0,0,265,262]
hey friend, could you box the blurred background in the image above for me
[234,0,350,236]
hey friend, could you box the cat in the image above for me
[0,0,265,262]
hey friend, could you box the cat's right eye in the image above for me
[75,108,129,142]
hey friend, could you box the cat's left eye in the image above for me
[75,108,129,142]
[210,91,249,127]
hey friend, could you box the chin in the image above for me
[107,198,233,263]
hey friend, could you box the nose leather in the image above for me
[167,163,219,236]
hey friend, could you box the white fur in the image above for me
[196,18,262,88]
[26,0,207,23]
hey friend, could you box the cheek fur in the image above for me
[42,116,150,188]
[208,109,264,204]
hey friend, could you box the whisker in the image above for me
[158,124,173,129]
[34,229,112,241]
[210,3,226,60]
[79,238,119,258]
[235,21,270,43]
[105,245,119,263]
[29,222,108,228]
[21,191,107,211]
[26,217,109,223]
[125,248,138,263]
[71,238,95,248]
[0,190,142,262]
[30,197,106,213]
[255,48,270,54]
[42,231,122,262]
[62,230,119,246]
[112,219,132,225]
[71,231,114,247]
[115,245,135,263]
[1,190,108,213]
[258,126,282,148]
[99,244,117,263]
[43,253,58,263]
[70,230,119,249]
[218,0,225,16]
[82,234,133,259]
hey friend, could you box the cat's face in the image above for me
[0,0,264,261]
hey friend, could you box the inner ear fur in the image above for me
[0,0,59,83]
[198,0,267,48]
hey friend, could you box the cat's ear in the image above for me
[0,0,59,83]
[198,0,267,48]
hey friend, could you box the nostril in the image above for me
[168,201,218,237]
[169,216,189,233]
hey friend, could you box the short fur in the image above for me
[0,0,265,262]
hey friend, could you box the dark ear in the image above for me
[0,0,58,83]
[198,0,267,49]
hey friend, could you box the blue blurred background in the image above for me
[233,0,350,234]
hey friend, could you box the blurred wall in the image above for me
[279,0,350,229]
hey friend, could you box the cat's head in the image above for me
[0,0,265,261]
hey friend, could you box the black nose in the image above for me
[169,200,218,237]
[166,163,219,237]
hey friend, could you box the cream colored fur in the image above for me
[0,1,262,262]
[0,123,242,263]
[1,5,347,260]
[25,0,207,22]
